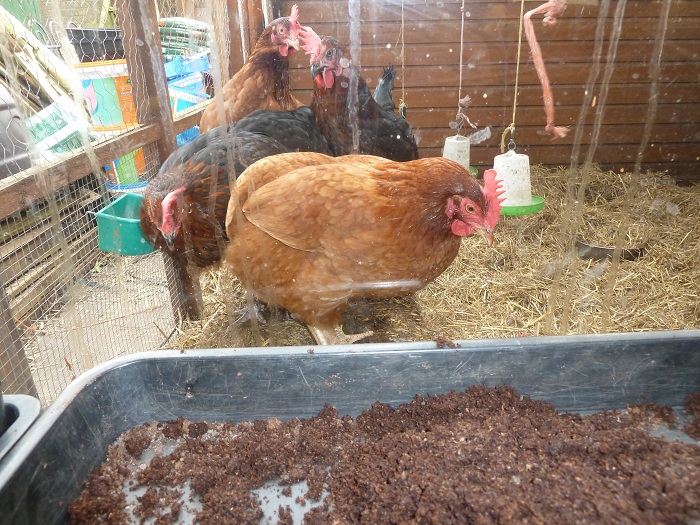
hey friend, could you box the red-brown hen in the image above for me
[199,4,304,132]
[299,27,419,162]
[225,152,504,345]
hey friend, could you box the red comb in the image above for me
[299,25,322,62]
[483,169,505,229]
[289,4,300,28]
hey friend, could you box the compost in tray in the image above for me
[68,385,700,524]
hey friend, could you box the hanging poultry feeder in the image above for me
[442,135,478,177]
[442,135,470,168]
[95,193,155,256]
[493,150,544,216]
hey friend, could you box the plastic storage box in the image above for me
[168,72,209,145]
[0,330,698,524]
[164,52,210,80]
[25,98,93,155]
[65,28,125,62]
[73,59,137,130]
[169,72,210,113]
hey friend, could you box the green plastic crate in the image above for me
[95,193,155,256]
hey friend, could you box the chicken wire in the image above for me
[0,0,213,405]
[1,0,699,408]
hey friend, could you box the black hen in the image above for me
[372,65,397,114]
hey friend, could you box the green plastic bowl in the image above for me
[96,193,155,256]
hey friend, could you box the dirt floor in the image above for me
[23,252,174,405]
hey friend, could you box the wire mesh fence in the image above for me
[1,0,216,405]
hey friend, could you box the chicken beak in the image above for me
[288,37,300,52]
[163,233,176,249]
[478,229,496,248]
[310,63,323,80]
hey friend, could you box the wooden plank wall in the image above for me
[280,0,700,181]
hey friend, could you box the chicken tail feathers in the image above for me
[372,65,397,113]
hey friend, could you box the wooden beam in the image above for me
[245,0,265,52]
[174,107,206,135]
[208,0,237,84]
[0,125,160,221]
[116,0,205,321]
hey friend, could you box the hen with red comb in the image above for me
[199,4,304,132]
[225,153,504,345]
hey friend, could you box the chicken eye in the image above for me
[466,205,475,213]
[326,49,334,59]
[278,26,285,35]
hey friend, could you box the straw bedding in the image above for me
[170,165,700,349]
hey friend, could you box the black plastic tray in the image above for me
[0,330,698,524]
[0,396,41,464]
[65,28,125,62]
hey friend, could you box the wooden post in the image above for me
[0,282,38,397]
[115,0,202,320]
[115,0,177,164]
[244,0,265,54]
[225,0,245,77]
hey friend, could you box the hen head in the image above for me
[300,26,350,89]
[146,186,187,249]
[257,4,301,57]
[445,169,505,246]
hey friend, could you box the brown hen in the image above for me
[225,153,504,345]
[199,5,304,133]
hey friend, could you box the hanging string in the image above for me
[398,0,407,118]
[455,0,466,135]
[452,0,477,135]
[501,0,527,153]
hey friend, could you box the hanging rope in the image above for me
[455,0,466,135]
[501,0,527,153]
[398,0,407,118]
[452,0,478,136]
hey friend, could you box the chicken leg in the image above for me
[307,324,373,346]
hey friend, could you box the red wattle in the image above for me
[323,69,335,89]
[451,220,473,237]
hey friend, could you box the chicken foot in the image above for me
[233,299,268,325]
[307,324,374,346]
[233,299,294,325]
